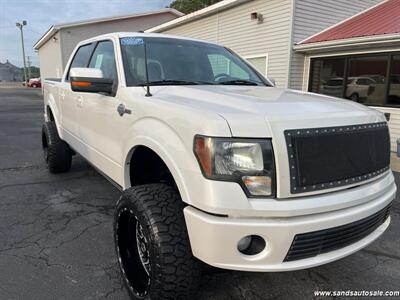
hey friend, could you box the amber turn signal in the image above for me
[71,81,92,87]
[194,136,213,177]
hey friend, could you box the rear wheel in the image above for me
[114,184,201,299]
[42,121,72,173]
[350,93,360,102]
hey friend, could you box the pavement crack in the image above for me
[39,220,104,252]
[0,164,42,173]
[0,174,90,190]
[361,249,400,261]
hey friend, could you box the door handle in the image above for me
[117,103,132,116]
[77,96,83,107]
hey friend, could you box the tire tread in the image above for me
[42,121,72,173]
[115,184,201,300]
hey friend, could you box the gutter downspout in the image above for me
[286,0,296,89]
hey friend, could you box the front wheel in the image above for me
[114,184,201,299]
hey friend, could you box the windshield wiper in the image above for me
[142,80,205,86]
[218,79,260,86]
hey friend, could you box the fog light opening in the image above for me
[237,235,266,255]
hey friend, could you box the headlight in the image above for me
[194,136,275,197]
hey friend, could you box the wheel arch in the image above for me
[123,140,191,204]
[45,93,62,136]
[121,118,197,205]
[46,105,55,122]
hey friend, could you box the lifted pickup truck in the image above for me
[42,32,395,299]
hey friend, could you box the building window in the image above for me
[245,55,268,76]
[308,54,400,108]
[388,55,400,105]
[346,56,388,106]
[309,58,345,98]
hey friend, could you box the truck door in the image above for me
[76,39,125,181]
[61,43,94,145]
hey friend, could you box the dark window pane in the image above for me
[120,37,267,86]
[388,55,400,105]
[88,41,117,81]
[346,56,388,105]
[309,58,345,98]
[67,43,94,80]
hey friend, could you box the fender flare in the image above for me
[45,95,62,136]
[122,118,197,205]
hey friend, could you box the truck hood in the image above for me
[150,85,384,137]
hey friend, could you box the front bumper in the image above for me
[184,176,395,272]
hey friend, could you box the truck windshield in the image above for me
[120,37,269,87]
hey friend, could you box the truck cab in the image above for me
[42,32,395,300]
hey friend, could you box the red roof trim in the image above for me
[301,0,400,44]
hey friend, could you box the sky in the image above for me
[0,0,173,67]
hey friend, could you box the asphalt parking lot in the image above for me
[0,87,399,299]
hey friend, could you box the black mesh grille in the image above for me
[285,122,390,194]
[284,203,391,262]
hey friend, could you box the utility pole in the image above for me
[27,56,32,80]
[16,20,28,84]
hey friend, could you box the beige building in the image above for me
[148,0,380,89]
[33,9,182,79]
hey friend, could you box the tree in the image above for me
[169,0,223,14]
[30,66,41,79]
[20,66,40,81]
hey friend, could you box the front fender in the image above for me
[121,118,201,205]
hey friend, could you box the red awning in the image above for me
[301,0,400,44]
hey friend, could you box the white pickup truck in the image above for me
[42,32,395,299]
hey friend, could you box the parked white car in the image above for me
[42,32,395,299]
[320,77,344,98]
[345,76,378,102]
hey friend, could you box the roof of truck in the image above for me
[79,32,220,46]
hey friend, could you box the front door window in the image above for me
[88,41,117,82]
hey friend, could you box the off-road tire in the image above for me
[114,184,201,300]
[350,93,360,102]
[42,121,72,173]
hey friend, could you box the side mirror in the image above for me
[70,68,113,94]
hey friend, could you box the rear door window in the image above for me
[66,43,94,80]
